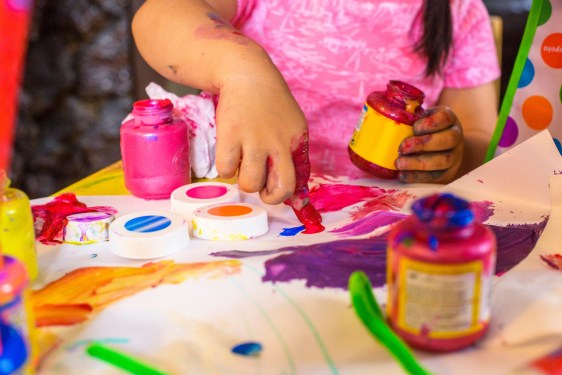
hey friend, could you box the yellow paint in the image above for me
[349,104,413,170]
[55,160,237,196]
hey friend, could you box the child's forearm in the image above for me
[132,0,279,94]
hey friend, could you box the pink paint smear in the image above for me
[32,193,118,245]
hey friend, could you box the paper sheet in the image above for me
[32,131,562,375]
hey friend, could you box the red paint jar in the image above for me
[121,99,190,199]
[348,81,425,179]
[386,193,496,352]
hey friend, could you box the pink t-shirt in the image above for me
[232,0,500,177]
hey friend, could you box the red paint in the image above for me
[0,1,33,172]
[284,133,324,234]
[32,193,117,245]
[541,254,562,270]
[308,183,413,220]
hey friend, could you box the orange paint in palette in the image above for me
[208,205,252,216]
[192,203,268,240]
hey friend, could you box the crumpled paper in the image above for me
[123,82,218,179]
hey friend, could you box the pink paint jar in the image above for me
[121,99,190,199]
[348,81,425,179]
[386,193,496,352]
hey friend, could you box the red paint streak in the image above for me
[540,254,562,270]
[308,183,413,220]
[32,193,117,245]
[284,133,324,234]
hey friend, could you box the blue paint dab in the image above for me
[231,342,263,357]
[279,226,305,237]
[90,254,98,258]
[124,215,171,233]
[554,138,562,155]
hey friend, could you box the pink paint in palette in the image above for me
[171,182,240,218]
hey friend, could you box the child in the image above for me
[132,0,500,205]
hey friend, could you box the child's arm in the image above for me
[395,81,498,183]
[132,0,308,204]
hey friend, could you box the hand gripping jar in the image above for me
[348,81,425,179]
[121,99,190,199]
[386,193,496,351]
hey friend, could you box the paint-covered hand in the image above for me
[214,77,309,205]
[395,106,464,184]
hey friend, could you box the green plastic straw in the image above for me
[86,342,168,375]
[485,0,545,161]
[348,271,432,375]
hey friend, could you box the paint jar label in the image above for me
[348,103,413,170]
[395,258,490,339]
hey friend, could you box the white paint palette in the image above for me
[63,211,115,244]
[109,211,189,259]
[170,182,240,218]
[192,202,268,240]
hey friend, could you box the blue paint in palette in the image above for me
[124,215,171,233]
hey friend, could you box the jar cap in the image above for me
[411,193,473,229]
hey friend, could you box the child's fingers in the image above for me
[215,139,241,179]
[413,106,458,135]
[399,126,462,154]
[259,151,295,205]
[237,148,268,194]
[395,150,459,172]
[397,170,448,183]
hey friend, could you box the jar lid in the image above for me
[411,193,473,229]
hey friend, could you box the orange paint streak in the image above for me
[208,205,252,217]
[31,260,241,327]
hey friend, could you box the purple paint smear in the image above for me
[213,219,548,290]
[330,211,406,236]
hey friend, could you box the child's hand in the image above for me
[395,106,464,184]
[214,76,309,205]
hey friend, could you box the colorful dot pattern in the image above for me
[498,0,562,155]
[124,215,171,233]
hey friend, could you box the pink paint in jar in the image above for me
[386,193,496,352]
[121,99,190,199]
[348,81,425,179]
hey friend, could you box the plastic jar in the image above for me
[386,193,496,351]
[348,81,425,179]
[121,99,190,199]
[0,256,32,374]
[0,172,37,281]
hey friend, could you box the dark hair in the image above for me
[416,0,453,77]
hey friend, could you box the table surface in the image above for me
[32,149,562,375]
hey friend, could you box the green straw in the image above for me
[348,271,432,375]
[86,342,168,375]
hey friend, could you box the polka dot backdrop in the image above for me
[496,0,562,155]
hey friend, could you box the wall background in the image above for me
[10,0,532,198]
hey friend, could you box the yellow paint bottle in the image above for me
[0,171,38,281]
